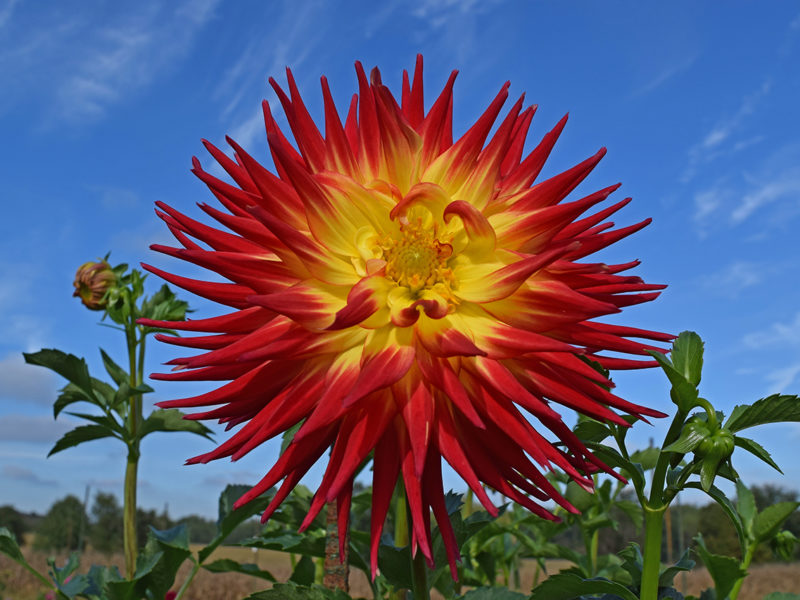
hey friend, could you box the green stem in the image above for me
[18,559,54,590]
[410,548,429,600]
[641,506,665,600]
[649,410,687,506]
[123,450,138,579]
[585,527,599,577]
[123,321,141,579]
[729,543,755,600]
[174,560,200,600]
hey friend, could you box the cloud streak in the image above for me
[683,79,771,182]
[0,0,220,125]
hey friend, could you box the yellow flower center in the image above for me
[384,220,454,293]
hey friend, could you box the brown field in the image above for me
[1,544,799,599]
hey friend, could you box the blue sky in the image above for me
[2,0,800,519]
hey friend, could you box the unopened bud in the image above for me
[73,261,116,310]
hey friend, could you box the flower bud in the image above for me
[73,261,116,310]
[771,530,798,561]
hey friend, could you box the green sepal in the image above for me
[670,331,704,387]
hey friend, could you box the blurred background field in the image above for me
[2,542,799,600]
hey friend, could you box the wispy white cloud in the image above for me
[0,0,220,126]
[88,185,140,210]
[765,362,800,394]
[682,79,771,182]
[744,312,800,349]
[201,470,261,488]
[0,353,58,405]
[701,261,764,296]
[693,186,726,223]
[691,144,800,233]
[0,414,76,443]
[2,464,57,486]
[0,0,19,29]
[731,166,800,223]
[632,55,696,97]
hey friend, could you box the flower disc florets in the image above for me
[141,56,671,577]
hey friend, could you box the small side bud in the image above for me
[73,261,116,310]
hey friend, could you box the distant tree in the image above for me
[89,492,123,554]
[136,507,173,547]
[176,515,217,545]
[0,505,27,543]
[34,495,87,551]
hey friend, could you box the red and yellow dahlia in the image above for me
[141,56,670,576]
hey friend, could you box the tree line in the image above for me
[0,492,263,553]
[2,483,799,561]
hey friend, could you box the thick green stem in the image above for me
[123,322,141,579]
[123,450,138,579]
[584,527,599,576]
[410,548,429,600]
[729,543,755,600]
[641,506,665,600]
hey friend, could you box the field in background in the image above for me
[2,543,799,600]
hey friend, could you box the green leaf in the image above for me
[754,502,800,543]
[630,446,660,471]
[694,533,747,600]
[137,525,192,599]
[48,424,119,456]
[0,527,25,563]
[529,572,639,600]
[736,480,756,533]
[763,594,800,600]
[66,412,126,435]
[648,350,699,411]
[615,500,644,531]
[671,331,704,387]
[659,548,695,587]
[725,395,800,432]
[734,436,782,473]
[198,484,272,564]
[53,383,92,418]
[459,587,528,599]
[573,420,612,443]
[289,554,315,586]
[203,558,275,581]
[100,348,128,386]
[686,482,746,550]
[24,349,96,402]
[140,284,190,326]
[282,420,304,454]
[140,408,214,441]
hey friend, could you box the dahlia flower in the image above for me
[141,56,669,576]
